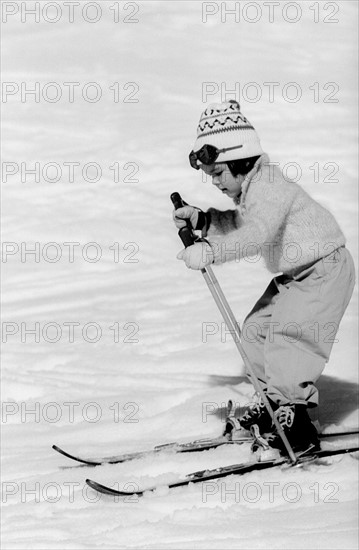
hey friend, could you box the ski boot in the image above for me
[239,393,274,434]
[266,403,321,456]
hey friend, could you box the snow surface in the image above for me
[1,2,358,549]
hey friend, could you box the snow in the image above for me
[1,1,358,549]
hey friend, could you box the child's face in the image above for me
[200,163,244,199]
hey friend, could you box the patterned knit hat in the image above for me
[192,100,263,162]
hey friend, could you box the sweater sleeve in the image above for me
[206,179,296,265]
[206,207,241,235]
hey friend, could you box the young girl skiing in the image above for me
[173,100,355,454]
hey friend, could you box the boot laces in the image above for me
[275,405,295,428]
[242,394,265,421]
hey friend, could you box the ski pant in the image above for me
[241,246,355,407]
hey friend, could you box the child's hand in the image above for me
[177,242,214,270]
[173,205,208,231]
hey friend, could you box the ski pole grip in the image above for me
[170,192,196,248]
[170,192,184,211]
[178,227,196,248]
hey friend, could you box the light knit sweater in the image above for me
[206,154,345,274]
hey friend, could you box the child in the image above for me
[174,100,355,453]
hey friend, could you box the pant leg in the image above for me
[265,247,355,406]
[241,277,284,390]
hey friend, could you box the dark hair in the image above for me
[227,156,260,177]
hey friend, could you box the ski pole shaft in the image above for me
[171,192,297,464]
[203,265,241,338]
[203,267,297,463]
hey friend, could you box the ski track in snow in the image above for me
[2,2,358,549]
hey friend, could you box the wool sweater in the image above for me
[206,154,345,274]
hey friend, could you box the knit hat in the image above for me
[192,100,263,163]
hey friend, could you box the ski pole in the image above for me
[171,192,297,464]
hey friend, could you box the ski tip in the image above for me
[85,478,145,497]
[86,478,102,491]
[85,478,123,496]
[52,445,101,466]
[52,444,69,456]
[52,444,70,457]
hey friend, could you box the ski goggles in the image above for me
[189,144,243,170]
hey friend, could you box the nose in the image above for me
[212,174,221,186]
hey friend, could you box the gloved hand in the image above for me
[173,205,209,231]
[177,241,214,270]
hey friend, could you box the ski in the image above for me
[86,445,359,497]
[52,435,249,466]
[53,429,359,466]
